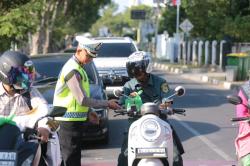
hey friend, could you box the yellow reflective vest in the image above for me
[53,57,90,121]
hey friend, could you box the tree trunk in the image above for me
[30,0,46,55]
[43,0,59,53]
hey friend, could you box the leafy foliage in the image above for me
[0,0,249,52]
[159,0,250,41]
[0,0,110,53]
[90,3,153,39]
[0,0,42,52]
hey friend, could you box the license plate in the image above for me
[0,151,17,166]
[136,147,167,158]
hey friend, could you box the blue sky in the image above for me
[112,0,128,13]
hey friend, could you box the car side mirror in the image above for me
[102,77,113,89]
[48,106,66,117]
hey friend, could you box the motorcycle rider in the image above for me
[235,81,250,166]
[0,50,61,166]
[117,51,184,166]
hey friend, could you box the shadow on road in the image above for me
[82,118,128,150]
[169,119,221,142]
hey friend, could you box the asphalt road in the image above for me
[81,69,239,166]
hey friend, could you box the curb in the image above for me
[153,62,242,90]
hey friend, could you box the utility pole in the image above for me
[153,0,160,58]
[176,0,181,63]
[176,1,180,35]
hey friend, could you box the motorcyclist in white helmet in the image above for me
[117,51,184,166]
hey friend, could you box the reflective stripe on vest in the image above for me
[53,57,90,121]
[55,112,88,121]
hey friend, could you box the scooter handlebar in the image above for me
[161,108,186,116]
[114,109,127,116]
[231,116,250,122]
[172,108,186,115]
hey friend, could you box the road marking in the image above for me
[174,116,233,161]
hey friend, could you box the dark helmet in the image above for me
[126,51,153,78]
[141,102,160,116]
[0,51,35,90]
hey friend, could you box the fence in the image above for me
[155,34,250,70]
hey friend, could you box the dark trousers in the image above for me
[58,121,88,166]
[117,122,184,166]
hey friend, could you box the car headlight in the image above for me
[140,118,161,142]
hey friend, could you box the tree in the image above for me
[0,0,40,52]
[30,0,110,54]
[159,0,250,42]
[90,2,153,40]
[0,0,110,54]
[159,5,186,36]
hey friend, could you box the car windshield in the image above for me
[97,43,137,57]
[32,55,98,84]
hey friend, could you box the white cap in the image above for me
[75,36,102,58]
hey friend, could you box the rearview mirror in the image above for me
[175,86,185,97]
[226,95,242,105]
[102,77,113,88]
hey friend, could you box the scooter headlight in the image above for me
[140,118,161,142]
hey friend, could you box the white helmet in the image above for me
[126,51,153,78]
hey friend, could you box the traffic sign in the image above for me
[179,19,193,33]
[131,10,146,20]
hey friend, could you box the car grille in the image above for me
[98,68,128,77]
[98,68,130,86]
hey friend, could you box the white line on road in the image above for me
[174,116,233,161]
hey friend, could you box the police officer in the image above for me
[117,51,184,166]
[53,36,121,166]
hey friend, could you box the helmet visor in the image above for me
[126,59,152,78]
[8,60,35,90]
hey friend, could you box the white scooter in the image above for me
[114,86,186,166]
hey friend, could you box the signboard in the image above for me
[131,10,146,20]
[179,19,193,33]
[172,0,181,6]
[0,151,17,166]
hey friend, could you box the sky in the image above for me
[112,0,129,13]
[112,0,163,13]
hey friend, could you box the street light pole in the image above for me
[176,0,181,63]
[176,2,180,35]
[153,0,160,58]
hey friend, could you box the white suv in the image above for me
[92,37,139,98]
